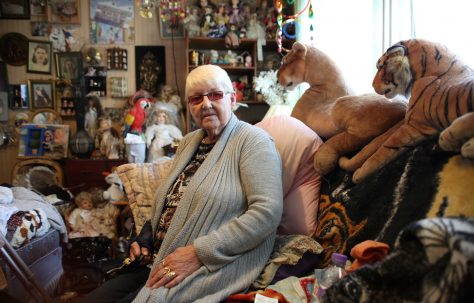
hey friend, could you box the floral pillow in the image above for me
[116,160,173,234]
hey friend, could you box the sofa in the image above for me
[117,115,474,302]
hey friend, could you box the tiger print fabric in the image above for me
[353,39,474,183]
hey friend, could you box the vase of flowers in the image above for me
[254,70,299,119]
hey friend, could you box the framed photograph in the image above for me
[18,123,70,159]
[48,0,80,24]
[55,52,83,81]
[27,40,53,74]
[0,0,30,19]
[28,79,55,110]
[159,8,185,39]
[0,92,8,122]
[31,22,50,37]
[30,0,47,17]
[89,0,135,44]
[135,46,166,97]
[9,84,29,109]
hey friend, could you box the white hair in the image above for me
[185,65,234,100]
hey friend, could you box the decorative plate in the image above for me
[0,32,29,66]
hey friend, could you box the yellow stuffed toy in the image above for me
[277,42,407,175]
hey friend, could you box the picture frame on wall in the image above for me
[48,0,80,24]
[89,0,135,44]
[0,92,8,122]
[159,9,185,39]
[0,0,30,19]
[28,79,55,110]
[27,40,53,74]
[135,46,166,97]
[9,84,29,109]
[55,52,83,81]
[30,0,48,17]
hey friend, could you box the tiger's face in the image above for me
[372,45,412,99]
[277,45,307,91]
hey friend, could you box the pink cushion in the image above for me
[256,115,323,236]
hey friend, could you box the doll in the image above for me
[84,95,104,141]
[212,3,228,37]
[228,0,244,28]
[96,117,122,159]
[67,191,99,239]
[145,109,183,163]
[183,6,202,37]
[89,187,120,239]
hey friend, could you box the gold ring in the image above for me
[163,266,171,274]
[167,271,176,280]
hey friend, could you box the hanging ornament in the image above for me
[308,2,315,45]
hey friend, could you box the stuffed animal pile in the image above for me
[277,40,474,182]
[352,39,474,183]
[277,42,407,175]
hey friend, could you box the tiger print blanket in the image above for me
[316,137,474,267]
[323,217,474,302]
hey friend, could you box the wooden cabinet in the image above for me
[184,37,269,132]
[63,159,127,195]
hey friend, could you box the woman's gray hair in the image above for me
[185,65,234,100]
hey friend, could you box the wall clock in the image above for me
[0,32,29,66]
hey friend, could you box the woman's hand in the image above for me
[129,241,151,263]
[147,244,203,289]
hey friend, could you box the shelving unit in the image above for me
[184,36,269,132]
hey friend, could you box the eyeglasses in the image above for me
[187,91,230,105]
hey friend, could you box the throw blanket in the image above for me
[1,187,67,242]
[316,137,474,266]
[323,217,474,302]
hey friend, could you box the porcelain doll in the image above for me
[228,0,244,28]
[145,109,183,163]
[67,191,99,239]
[96,117,122,159]
[183,6,201,37]
[84,95,104,141]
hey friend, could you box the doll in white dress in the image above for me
[67,191,99,239]
[145,109,183,163]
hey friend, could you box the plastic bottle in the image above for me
[316,253,347,299]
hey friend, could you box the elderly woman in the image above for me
[81,65,283,303]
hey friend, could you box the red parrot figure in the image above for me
[124,97,151,138]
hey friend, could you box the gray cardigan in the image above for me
[133,114,283,303]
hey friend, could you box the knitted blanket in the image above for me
[316,137,474,266]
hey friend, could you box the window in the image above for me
[295,0,474,95]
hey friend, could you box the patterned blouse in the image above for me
[152,140,215,253]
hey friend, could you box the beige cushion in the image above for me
[116,160,173,234]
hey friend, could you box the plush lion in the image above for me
[277,42,407,175]
[352,39,474,183]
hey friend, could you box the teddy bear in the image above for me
[277,42,407,175]
[102,171,125,202]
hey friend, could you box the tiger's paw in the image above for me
[461,137,474,158]
[438,129,462,152]
[314,148,338,175]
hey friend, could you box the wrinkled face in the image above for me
[277,52,306,91]
[188,82,235,137]
[372,49,412,99]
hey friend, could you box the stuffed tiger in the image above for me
[352,39,474,183]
